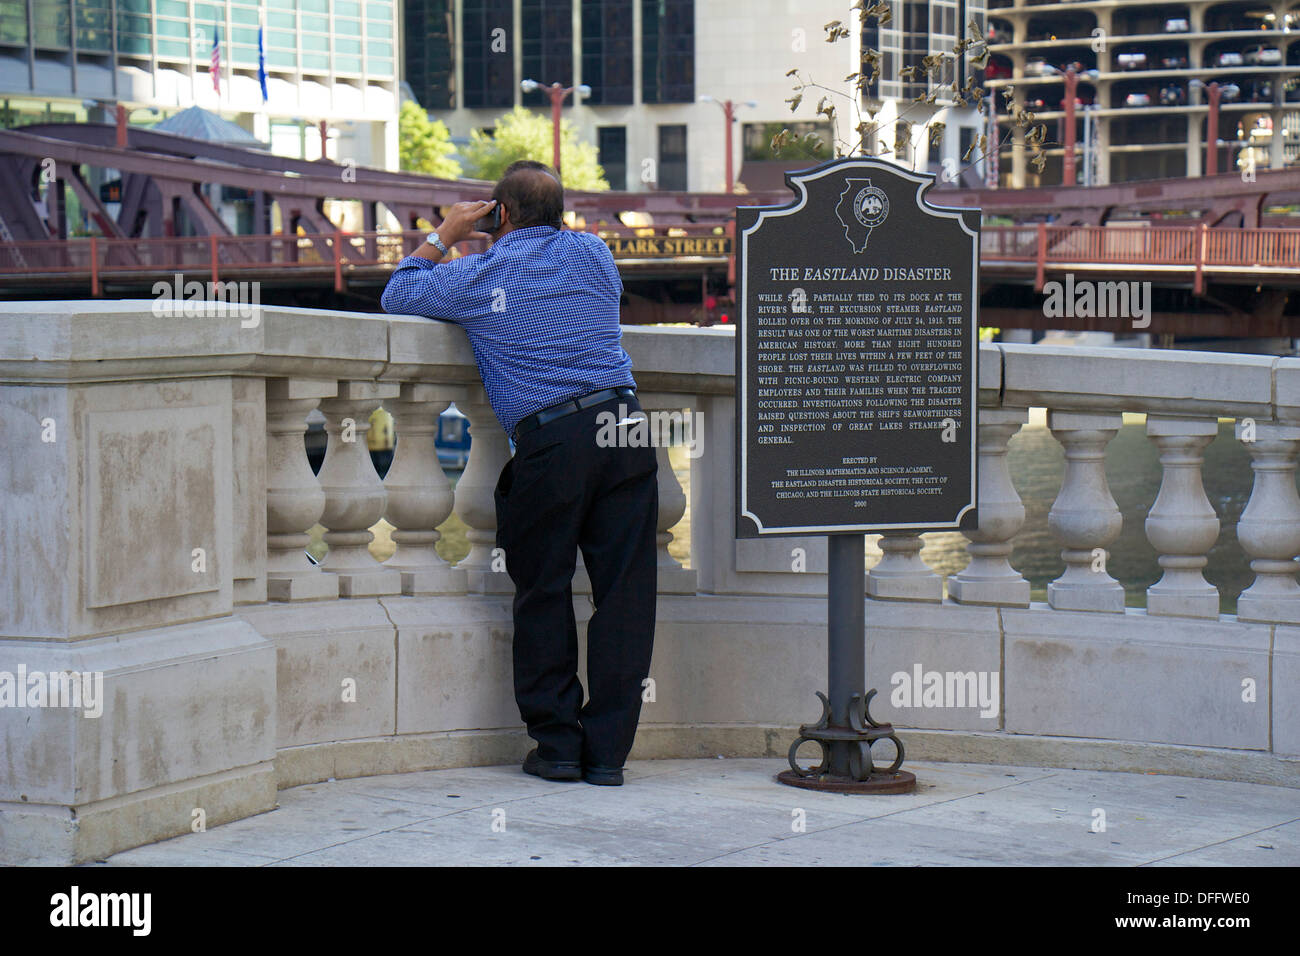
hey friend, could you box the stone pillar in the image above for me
[453,385,514,593]
[949,407,1031,607]
[1236,422,1300,623]
[382,383,467,595]
[866,534,943,602]
[639,394,697,594]
[1145,416,1220,618]
[1046,411,1124,612]
[317,381,402,597]
[265,378,339,602]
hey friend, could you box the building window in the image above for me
[32,0,71,48]
[406,0,454,108]
[901,0,928,100]
[642,0,693,104]
[861,0,900,101]
[522,0,574,105]
[658,123,686,189]
[598,125,627,189]
[75,1,113,52]
[463,0,515,108]
[582,0,633,105]
[0,1,27,46]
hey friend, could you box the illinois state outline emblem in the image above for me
[835,177,890,253]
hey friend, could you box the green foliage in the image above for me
[398,101,462,179]
[462,105,609,190]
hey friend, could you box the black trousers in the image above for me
[494,394,658,769]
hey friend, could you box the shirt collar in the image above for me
[491,224,561,248]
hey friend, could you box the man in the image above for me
[381,160,658,787]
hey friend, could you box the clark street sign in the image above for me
[736,157,979,538]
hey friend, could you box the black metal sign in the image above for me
[736,157,979,537]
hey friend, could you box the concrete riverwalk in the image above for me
[92,758,1299,867]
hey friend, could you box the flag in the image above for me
[257,25,268,103]
[210,25,221,95]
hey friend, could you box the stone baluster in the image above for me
[265,378,339,602]
[949,407,1031,607]
[639,393,698,594]
[1235,422,1300,623]
[1046,411,1125,612]
[382,383,467,595]
[317,381,402,597]
[1144,416,1221,618]
[452,386,514,593]
[866,534,943,602]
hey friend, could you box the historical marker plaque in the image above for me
[736,157,979,537]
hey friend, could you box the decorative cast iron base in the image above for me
[776,768,916,794]
[776,689,917,794]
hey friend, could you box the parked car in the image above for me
[984,59,1012,80]
[1165,18,1190,32]
[1117,53,1148,71]
[987,24,1012,44]
[1125,92,1152,107]
[1160,56,1189,70]
[1025,57,1061,76]
[1159,85,1187,105]
[1216,51,1245,67]
[1244,46,1283,66]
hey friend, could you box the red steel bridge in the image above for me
[2,123,1299,337]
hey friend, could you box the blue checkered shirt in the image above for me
[381,225,636,436]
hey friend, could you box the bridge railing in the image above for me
[1,225,1296,296]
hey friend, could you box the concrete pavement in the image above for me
[92,758,1300,867]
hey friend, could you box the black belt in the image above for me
[513,386,636,440]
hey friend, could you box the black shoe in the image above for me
[582,764,625,786]
[522,748,582,781]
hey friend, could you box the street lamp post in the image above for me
[699,95,757,193]
[520,79,591,179]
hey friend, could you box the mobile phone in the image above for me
[476,202,503,234]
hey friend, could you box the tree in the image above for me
[399,100,462,179]
[462,106,609,191]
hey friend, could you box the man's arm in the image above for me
[380,199,496,317]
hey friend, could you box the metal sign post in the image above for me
[735,157,981,793]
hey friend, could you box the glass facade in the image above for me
[581,0,632,105]
[1,1,392,77]
[463,0,515,108]
[657,122,686,189]
[405,0,454,109]
[641,0,692,104]
[521,0,572,105]
[597,124,626,188]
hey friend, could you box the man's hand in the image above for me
[435,199,497,246]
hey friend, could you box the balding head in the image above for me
[493,160,564,230]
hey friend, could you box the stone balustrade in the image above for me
[1,301,1297,865]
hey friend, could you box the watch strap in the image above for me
[426,232,448,254]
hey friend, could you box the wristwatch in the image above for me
[425,231,448,255]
